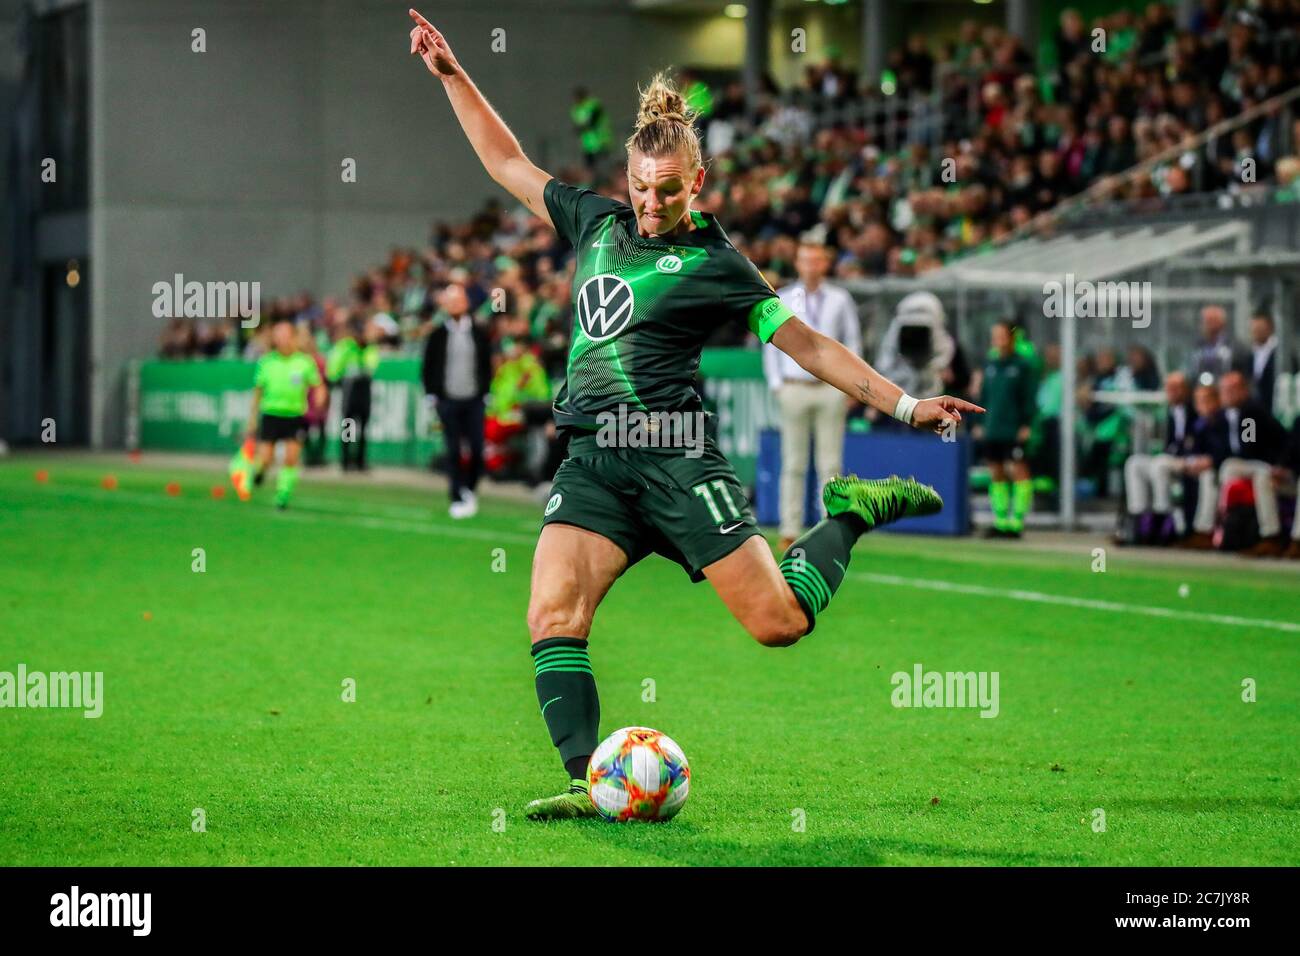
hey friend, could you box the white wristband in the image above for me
[892,393,919,426]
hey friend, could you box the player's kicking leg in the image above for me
[523,523,627,820]
[707,475,943,642]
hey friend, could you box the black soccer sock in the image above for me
[532,637,600,777]
[779,514,863,634]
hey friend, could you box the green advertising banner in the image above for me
[132,348,777,481]
[697,348,778,486]
[135,358,443,466]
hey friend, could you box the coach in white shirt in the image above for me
[763,240,862,549]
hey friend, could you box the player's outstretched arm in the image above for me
[770,317,984,435]
[408,9,553,228]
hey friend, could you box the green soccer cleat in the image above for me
[524,780,600,821]
[822,474,944,531]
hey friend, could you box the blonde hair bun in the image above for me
[626,71,702,169]
[636,73,696,128]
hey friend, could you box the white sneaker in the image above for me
[449,500,469,519]
[460,490,478,510]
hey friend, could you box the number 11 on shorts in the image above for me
[692,480,741,525]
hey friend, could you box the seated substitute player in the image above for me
[232,317,325,509]
[974,321,1038,538]
[408,10,983,820]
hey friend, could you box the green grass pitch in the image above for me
[1,453,1297,866]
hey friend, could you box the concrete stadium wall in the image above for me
[88,0,718,446]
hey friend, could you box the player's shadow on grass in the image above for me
[575,823,1075,866]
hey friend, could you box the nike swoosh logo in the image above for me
[720,520,745,534]
[592,240,614,248]
[833,559,847,574]
[541,695,563,716]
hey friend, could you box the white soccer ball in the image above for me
[587,726,691,822]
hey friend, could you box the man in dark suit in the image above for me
[1235,400,1300,559]
[1177,384,1232,548]
[1249,313,1279,414]
[1213,371,1289,556]
[421,282,493,518]
[1186,304,1250,384]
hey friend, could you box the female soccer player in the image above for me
[408,9,983,819]
[232,317,326,509]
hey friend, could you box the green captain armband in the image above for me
[747,296,795,343]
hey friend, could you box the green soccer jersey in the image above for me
[544,178,795,430]
[978,351,1038,441]
[255,350,322,417]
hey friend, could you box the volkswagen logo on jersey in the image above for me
[575,274,635,342]
[655,254,683,274]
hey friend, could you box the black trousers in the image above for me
[438,396,485,502]
[341,377,371,471]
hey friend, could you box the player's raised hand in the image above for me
[408,8,460,77]
[912,395,984,436]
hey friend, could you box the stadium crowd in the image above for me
[152,2,1300,552]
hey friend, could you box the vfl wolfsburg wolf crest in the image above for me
[576,274,635,341]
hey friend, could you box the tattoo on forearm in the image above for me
[855,379,872,403]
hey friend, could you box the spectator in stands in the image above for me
[1120,371,1195,544]
[159,318,197,359]
[976,321,1038,538]
[763,239,861,552]
[242,323,272,362]
[1249,311,1280,412]
[1092,347,1124,391]
[1055,9,1090,83]
[193,319,230,359]
[421,282,491,519]
[570,87,611,172]
[1127,345,1162,391]
[1187,304,1249,383]
[1097,115,1139,177]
